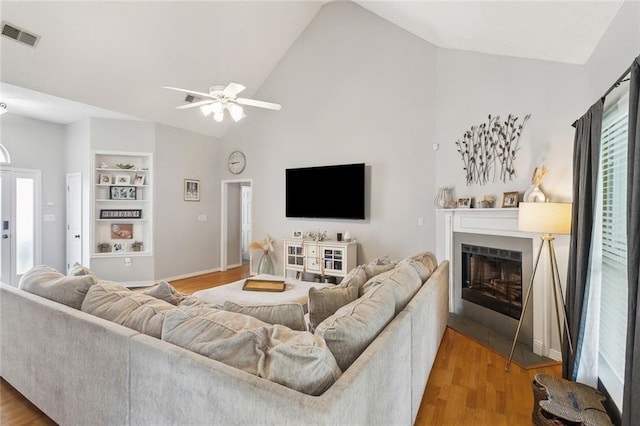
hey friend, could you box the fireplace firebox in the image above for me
[461,244,522,320]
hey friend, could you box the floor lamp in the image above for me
[505,202,573,372]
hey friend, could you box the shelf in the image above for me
[92,251,151,257]
[96,219,148,222]
[96,168,149,172]
[95,199,148,202]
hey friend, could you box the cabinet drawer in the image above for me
[305,258,320,272]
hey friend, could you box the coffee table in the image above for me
[192,274,333,313]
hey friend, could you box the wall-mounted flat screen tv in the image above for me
[286,163,365,220]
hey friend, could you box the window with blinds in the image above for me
[598,93,628,410]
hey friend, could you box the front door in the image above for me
[0,168,41,286]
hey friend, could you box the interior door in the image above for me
[0,168,41,286]
[241,184,252,263]
[66,173,82,272]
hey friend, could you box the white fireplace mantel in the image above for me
[438,208,569,360]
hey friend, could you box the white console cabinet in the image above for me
[283,239,357,279]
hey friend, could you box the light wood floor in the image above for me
[1,265,560,425]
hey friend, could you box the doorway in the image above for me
[220,178,252,273]
[0,168,42,286]
[66,173,82,273]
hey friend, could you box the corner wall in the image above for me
[219,1,439,270]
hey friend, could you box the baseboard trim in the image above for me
[548,348,562,362]
[161,268,221,282]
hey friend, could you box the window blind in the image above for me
[598,95,628,410]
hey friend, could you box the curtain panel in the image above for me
[622,55,640,426]
[564,100,603,380]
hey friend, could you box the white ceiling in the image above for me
[0,1,625,137]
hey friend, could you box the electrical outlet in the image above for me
[418,217,424,226]
[125,257,132,267]
[197,214,207,221]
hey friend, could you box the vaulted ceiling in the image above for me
[0,1,624,137]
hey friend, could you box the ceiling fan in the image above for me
[163,82,281,123]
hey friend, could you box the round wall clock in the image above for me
[228,151,246,174]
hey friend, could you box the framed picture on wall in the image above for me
[184,179,200,201]
[111,223,133,239]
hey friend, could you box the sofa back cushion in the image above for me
[162,307,341,395]
[143,280,188,305]
[381,263,423,315]
[81,282,175,338]
[19,265,97,309]
[222,300,307,331]
[410,252,438,281]
[308,285,359,332]
[338,265,367,291]
[315,283,396,371]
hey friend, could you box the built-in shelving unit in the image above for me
[92,151,153,257]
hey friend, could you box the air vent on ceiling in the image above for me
[1,22,40,47]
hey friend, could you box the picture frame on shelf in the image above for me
[113,242,126,253]
[115,175,130,185]
[502,191,519,208]
[133,174,145,186]
[111,223,133,239]
[99,174,112,184]
[292,230,303,238]
[110,186,137,200]
[184,179,200,201]
[457,197,471,209]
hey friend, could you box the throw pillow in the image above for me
[381,263,423,314]
[359,269,394,296]
[143,280,188,305]
[363,259,395,280]
[410,252,438,277]
[308,285,359,332]
[162,307,342,396]
[68,262,95,277]
[222,300,307,331]
[395,258,431,283]
[19,265,97,309]
[338,265,367,291]
[81,282,176,338]
[315,283,396,371]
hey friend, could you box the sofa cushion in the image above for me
[360,269,394,296]
[338,265,367,291]
[315,283,396,371]
[81,282,175,338]
[143,280,188,305]
[68,262,95,277]
[381,263,423,314]
[308,285,359,332]
[222,300,307,331]
[363,259,396,280]
[162,307,341,395]
[19,265,98,309]
[410,252,438,279]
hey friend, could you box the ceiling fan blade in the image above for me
[162,86,214,99]
[176,100,214,110]
[236,98,282,111]
[222,82,246,98]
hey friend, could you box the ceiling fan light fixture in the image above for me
[200,104,213,116]
[228,103,243,122]
[213,111,224,122]
[211,101,224,115]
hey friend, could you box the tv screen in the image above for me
[286,163,365,220]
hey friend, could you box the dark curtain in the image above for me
[563,99,604,380]
[622,55,640,426]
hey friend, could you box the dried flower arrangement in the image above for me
[530,165,549,186]
[455,114,531,185]
[248,234,274,253]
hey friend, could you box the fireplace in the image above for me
[453,232,533,345]
[461,244,522,320]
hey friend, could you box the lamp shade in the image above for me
[518,202,572,235]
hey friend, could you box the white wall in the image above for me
[433,50,588,260]
[0,114,67,271]
[584,0,639,102]
[65,120,91,266]
[220,1,439,271]
[154,123,221,280]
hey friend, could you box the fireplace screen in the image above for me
[461,244,522,320]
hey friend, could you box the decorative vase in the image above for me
[434,187,451,209]
[257,251,275,275]
[524,185,546,202]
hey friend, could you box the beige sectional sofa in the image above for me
[0,257,449,426]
